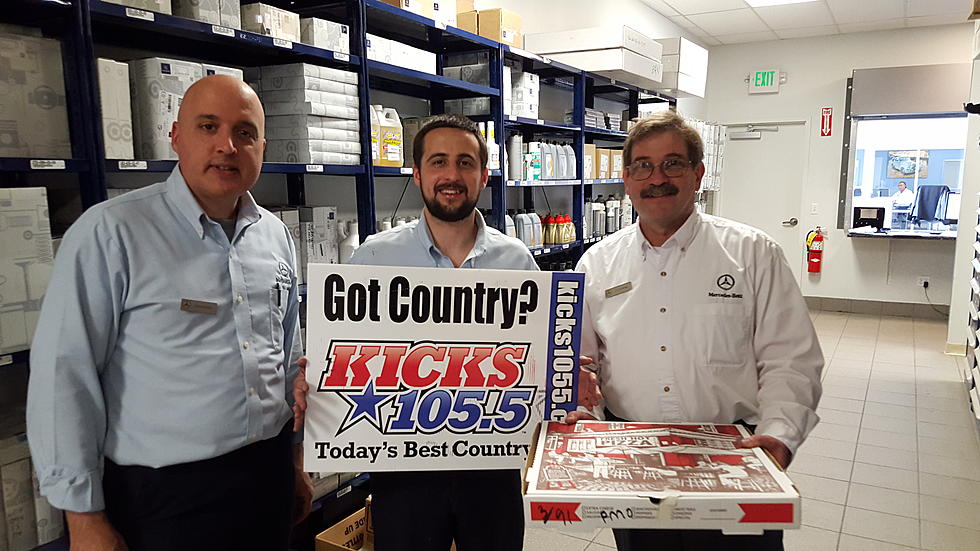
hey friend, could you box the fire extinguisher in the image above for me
[806,227,824,273]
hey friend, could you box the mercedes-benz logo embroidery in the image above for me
[717,274,735,291]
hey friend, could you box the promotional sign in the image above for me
[820,107,833,137]
[304,264,584,472]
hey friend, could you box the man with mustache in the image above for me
[567,111,823,550]
[27,75,311,550]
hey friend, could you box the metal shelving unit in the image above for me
[967,202,980,440]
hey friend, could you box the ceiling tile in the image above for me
[837,17,906,33]
[773,25,840,39]
[688,9,770,35]
[641,0,680,17]
[668,15,703,32]
[908,0,970,17]
[906,14,973,28]
[663,0,747,16]
[699,36,723,46]
[753,2,836,30]
[715,30,779,44]
[826,0,906,24]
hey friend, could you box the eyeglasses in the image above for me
[627,158,694,179]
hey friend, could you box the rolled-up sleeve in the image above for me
[27,215,125,512]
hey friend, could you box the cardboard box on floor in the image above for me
[316,504,458,551]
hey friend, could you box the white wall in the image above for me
[706,24,974,310]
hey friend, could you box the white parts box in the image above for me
[265,115,360,131]
[267,139,360,155]
[0,31,71,159]
[202,63,244,79]
[299,206,339,271]
[104,0,172,13]
[265,141,360,165]
[241,3,300,42]
[254,63,359,85]
[261,88,358,108]
[548,48,662,90]
[655,37,708,99]
[219,0,241,29]
[524,422,800,533]
[301,17,350,54]
[432,0,456,27]
[128,57,203,160]
[255,75,357,96]
[171,0,220,24]
[264,101,359,119]
[366,33,392,64]
[525,26,662,60]
[97,58,134,160]
[0,188,53,356]
[266,126,359,142]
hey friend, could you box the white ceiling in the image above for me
[640,0,972,45]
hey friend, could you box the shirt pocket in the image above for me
[693,303,752,369]
[269,284,290,351]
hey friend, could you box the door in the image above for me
[718,123,808,283]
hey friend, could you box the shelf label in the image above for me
[30,159,66,170]
[125,7,155,21]
[541,56,552,64]
[0,355,10,367]
[542,248,551,254]
[211,25,235,37]
[508,115,517,121]
[273,38,293,49]
[118,160,147,170]
[306,164,324,173]
[536,119,544,125]
[337,485,352,498]
[400,167,413,175]
[435,21,447,30]
[334,52,350,63]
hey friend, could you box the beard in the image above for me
[422,184,479,222]
[640,183,680,198]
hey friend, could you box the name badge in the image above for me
[180,298,218,315]
[604,282,633,298]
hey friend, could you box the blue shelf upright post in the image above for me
[353,0,377,241]
[572,70,585,251]
[489,44,506,232]
[74,0,108,207]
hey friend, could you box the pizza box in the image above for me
[522,421,800,535]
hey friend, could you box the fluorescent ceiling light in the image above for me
[745,0,818,7]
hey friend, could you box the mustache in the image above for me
[640,184,679,198]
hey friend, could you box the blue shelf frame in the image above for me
[103,160,365,175]
[531,241,581,257]
[506,179,581,187]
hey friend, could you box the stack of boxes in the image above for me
[687,118,725,192]
[525,26,664,91]
[381,0,457,27]
[457,6,522,48]
[241,2,301,42]
[247,63,361,165]
[0,27,71,159]
[443,51,491,116]
[97,59,135,160]
[582,147,623,181]
[365,33,437,74]
[171,0,241,28]
[606,112,623,132]
[506,61,539,119]
[127,58,243,160]
[656,37,709,99]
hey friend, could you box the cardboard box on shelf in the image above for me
[299,206,340,269]
[171,0,220,24]
[611,150,623,179]
[584,144,596,179]
[266,126,359,142]
[264,101,359,119]
[443,63,489,86]
[655,37,708,98]
[365,33,392,64]
[128,57,203,160]
[478,8,521,47]
[315,508,371,551]
[240,3,300,42]
[597,148,610,179]
[255,75,358,96]
[0,188,53,356]
[97,58,134,160]
[432,0,457,27]
[380,0,423,15]
[265,115,360,131]
[264,141,360,165]
[219,0,241,29]
[524,26,662,60]
[548,48,662,90]
[103,0,172,13]
[256,63,359,85]
[201,63,243,79]
[0,31,71,159]
[301,17,350,54]
[261,88,358,107]
[267,139,360,155]
[389,40,437,74]
[457,10,478,34]
[456,0,477,13]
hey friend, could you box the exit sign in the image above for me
[749,69,780,94]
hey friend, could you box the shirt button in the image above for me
[660,345,667,352]
[243,342,249,350]
[660,271,667,277]
[660,307,667,313]
[235,295,244,304]
[249,387,256,395]
[663,386,671,392]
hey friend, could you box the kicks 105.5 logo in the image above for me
[318,340,536,436]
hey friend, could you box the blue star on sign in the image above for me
[336,382,391,436]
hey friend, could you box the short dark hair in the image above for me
[412,114,488,169]
[623,110,704,167]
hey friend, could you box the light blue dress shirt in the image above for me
[349,211,538,271]
[26,167,303,513]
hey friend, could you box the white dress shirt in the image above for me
[576,211,823,454]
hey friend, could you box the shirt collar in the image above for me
[416,210,489,264]
[166,165,262,240]
[637,210,701,253]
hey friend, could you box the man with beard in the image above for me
[340,114,535,550]
[566,111,823,551]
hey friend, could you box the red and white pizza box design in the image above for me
[522,421,801,534]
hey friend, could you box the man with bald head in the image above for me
[27,75,312,550]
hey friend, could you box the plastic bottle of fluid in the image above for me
[541,142,555,180]
[507,134,523,180]
[593,195,606,236]
[504,209,517,239]
[377,216,392,232]
[563,143,577,179]
[540,214,552,246]
[620,193,633,228]
[565,214,576,243]
[530,211,543,248]
[583,199,593,238]
[339,220,359,263]
[556,142,568,180]
[525,142,541,181]
[395,217,407,227]
[515,210,534,248]
[381,108,403,167]
[487,121,500,171]
[606,195,618,234]
[369,105,382,166]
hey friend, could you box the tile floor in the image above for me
[523,311,980,550]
